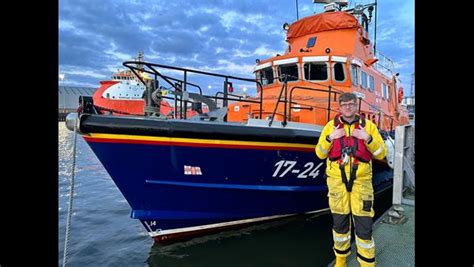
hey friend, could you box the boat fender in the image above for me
[385,136,395,169]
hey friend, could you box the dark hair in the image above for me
[338,92,358,104]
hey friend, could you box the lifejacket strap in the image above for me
[348,162,359,192]
[339,163,350,192]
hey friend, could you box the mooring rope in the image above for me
[62,118,78,267]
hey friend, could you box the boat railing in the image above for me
[268,75,342,127]
[160,74,203,95]
[123,61,263,120]
[268,75,289,127]
[288,85,341,123]
[374,50,395,75]
[355,96,397,132]
[272,80,397,132]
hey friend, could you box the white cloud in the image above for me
[395,1,414,29]
[128,14,141,24]
[393,58,410,70]
[63,68,108,79]
[220,11,238,29]
[377,28,396,42]
[219,10,264,31]
[61,80,98,88]
[143,13,153,20]
[232,49,253,58]
[139,25,153,32]
[59,20,75,31]
[104,42,135,62]
[254,46,279,57]
[201,59,255,76]
[244,14,264,25]
[215,47,226,54]
[230,46,281,59]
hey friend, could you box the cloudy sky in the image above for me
[59,0,414,96]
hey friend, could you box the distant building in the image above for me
[59,85,96,120]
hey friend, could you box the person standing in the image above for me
[315,92,387,267]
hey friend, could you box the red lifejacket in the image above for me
[328,114,373,163]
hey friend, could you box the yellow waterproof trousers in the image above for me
[327,173,376,267]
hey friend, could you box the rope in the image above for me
[62,118,78,267]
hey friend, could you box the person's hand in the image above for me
[329,128,346,141]
[352,128,370,141]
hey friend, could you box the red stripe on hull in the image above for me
[83,136,315,152]
[152,221,260,244]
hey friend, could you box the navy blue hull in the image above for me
[86,138,393,236]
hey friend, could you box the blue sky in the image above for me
[59,0,414,96]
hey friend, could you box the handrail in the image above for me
[268,75,288,127]
[214,92,262,104]
[215,91,243,100]
[288,84,398,131]
[123,61,263,120]
[124,61,258,82]
[288,86,341,123]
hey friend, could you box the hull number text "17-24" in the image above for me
[272,160,324,178]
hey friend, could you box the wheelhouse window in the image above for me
[333,62,346,82]
[278,64,299,82]
[382,83,388,99]
[361,71,368,89]
[350,65,359,86]
[257,67,274,85]
[303,62,328,81]
[307,36,317,48]
[368,75,375,92]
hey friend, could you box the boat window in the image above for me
[350,65,359,86]
[333,62,345,82]
[278,64,299,82]
[382,83,388,99]
[307,37,317,48]
[303,62,328,81]
[368,75,375,92]
[361,71,368,89]
[257,67,274,85]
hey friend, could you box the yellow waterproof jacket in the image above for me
[315,117,387,180]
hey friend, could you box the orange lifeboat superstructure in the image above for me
[227,10,409,131]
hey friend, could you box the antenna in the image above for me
[373,0,377,56]
[296,0,299,20]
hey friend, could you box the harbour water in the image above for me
[58,122,392,267]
